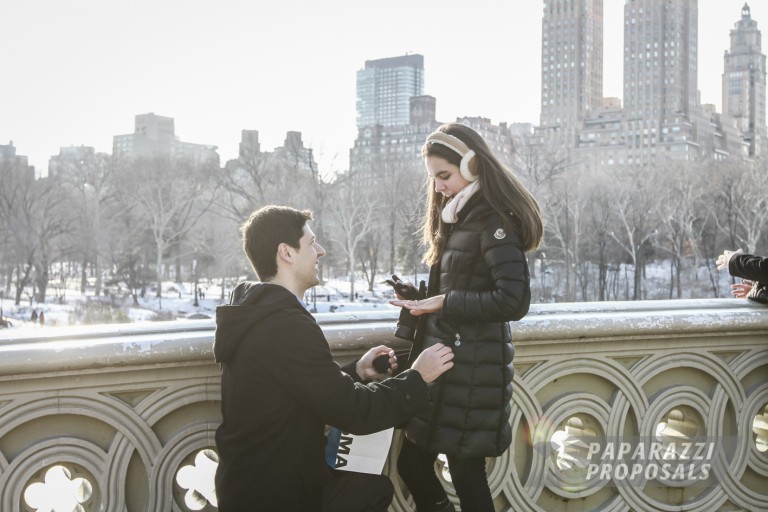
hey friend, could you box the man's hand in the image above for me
[411,343,454,383]
[716,249,743,271]
[356,345,398,381]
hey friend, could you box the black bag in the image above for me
[747,281,768,305]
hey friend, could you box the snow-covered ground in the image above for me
[0,263,743,331]
[0,275,426,330]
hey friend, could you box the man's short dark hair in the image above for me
[240,205,313,281]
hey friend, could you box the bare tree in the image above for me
[608,166,662,300]
[713,159,768,254]
[581,171,616,301]
[114,156,217,301]
[102,171,155,306]
[513,133,570,285]
[30,176,76,303]
[327,180,380,302]
[57,152,115,296]
[0,159,76,304]
[695,162,730,296]
[539,169,593,302]
[358,225,384,292]
[656,163,707,298]
[217,133,321,222]
[374,162,425,274]
[304,148,336,284]
[218,145,277,222]
[513,133,570,194]
[0,158,36,304]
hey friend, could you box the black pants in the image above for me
[322,470,394,512]
[397,437,494,512]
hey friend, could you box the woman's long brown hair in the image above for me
[421,123,543,266]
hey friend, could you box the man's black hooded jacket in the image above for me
[213,282,429,511]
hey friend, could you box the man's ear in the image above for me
[277,243,293,263]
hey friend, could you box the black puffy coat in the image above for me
[729,253,768,282]
[405,194,531,457]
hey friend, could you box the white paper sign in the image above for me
[330,428,394,474]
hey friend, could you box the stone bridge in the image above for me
[0,299,766,511]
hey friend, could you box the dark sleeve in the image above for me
[267,313,428,435]
[443,221,531,322]
[729,254,768,282]
[340,360,363,383]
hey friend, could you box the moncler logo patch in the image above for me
[494,228,506,240]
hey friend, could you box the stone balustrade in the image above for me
[0,299,766,511]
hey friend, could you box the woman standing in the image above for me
[390,123,543,511]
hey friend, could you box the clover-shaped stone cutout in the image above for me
[24,465,93,512]
[753,404,768,453]
[176,449,219,510]
[655,408,699,460]
[436,453,452,482]
[551,416,597,471]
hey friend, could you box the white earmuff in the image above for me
[459,150,477,182]
[425,131,478,182]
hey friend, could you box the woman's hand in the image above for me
[385,275,426,300]
[389,294,445,316]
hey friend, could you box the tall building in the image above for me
[225,129,318,183]
[238,129,261,159]
[538,0,762,171]
[723,3,767,158]
[624,0,698,122]
[356,54,425,129]
[0,142,21,162]
[350,95,439,188]
[539,0,604,149]
[48,145,96,178]
[623,0,703,166]
[113,113,219,164]
[349,95,516,187]
[0,141,35,179]
[273,131,318,174]
[113,113,174,157]
[454,116,517,167]
[575,97,627,169]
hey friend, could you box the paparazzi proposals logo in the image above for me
[582,439,715,482]
[545,412,722,488]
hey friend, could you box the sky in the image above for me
[1,0,766,175]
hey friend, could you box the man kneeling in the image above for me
[214,205,454,511]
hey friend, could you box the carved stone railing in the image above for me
[0,299,766,511]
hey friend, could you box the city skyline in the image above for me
[1,0,765,174]
[534,0,767,169]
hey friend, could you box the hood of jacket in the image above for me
[213,281,310,363]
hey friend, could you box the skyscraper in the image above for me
[624,0,698,121]
[623,0,700,166]
[723,3,767,158]
[0,142,34,179]
[48,145,96,178]
[350,95,438,188]
[113,113,219,164]
[539,0,766,170]
[539,0,604,148]
[356,54,424,128]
